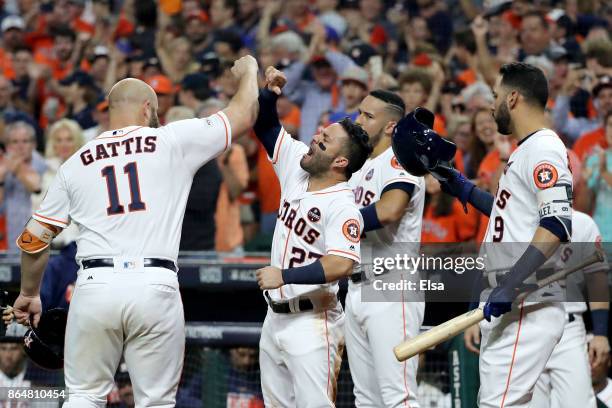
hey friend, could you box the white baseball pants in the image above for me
[259,304,345,408]
[531,313,596,408]
[344,282,423,408]
[62,263,185,408]
[478,302,565,408]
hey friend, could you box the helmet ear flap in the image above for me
[414,107,434,129]
[392,107,457,177]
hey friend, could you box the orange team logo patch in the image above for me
[343,219,361,243]
[533,163,558,189]
[390,156,403,170]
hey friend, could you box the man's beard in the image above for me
[367,125,385,149]
[494,102,512,135]
[148,109,160,128]
[300,150,334,176]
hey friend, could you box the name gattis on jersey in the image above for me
[80,136,157,166]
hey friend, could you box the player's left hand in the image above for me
[13,294,42,327]
[588,335,610,370]
[264,66,287,95]
[256,266,284,290]
[483,285,516,321]
[483,283,537,321]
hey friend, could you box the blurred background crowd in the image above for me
[0,0,611,406]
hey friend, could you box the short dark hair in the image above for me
[338,117,373,178]
[12,45,32,55]
[215,29,243,54]
[51,25,76,42]
[499,62,549,109]
[522,11,549,29]
[399,68,433,95]
[454,29,477,54]
[369,89,406,120]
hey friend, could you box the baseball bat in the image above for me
[393,250,605,362]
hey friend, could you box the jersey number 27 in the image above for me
[101,162,146,215]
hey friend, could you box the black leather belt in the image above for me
[568,313,576,323]
[350,272,365,283]
[82,258,178,273]
[264,291,315,313]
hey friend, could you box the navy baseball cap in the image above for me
[348,42,378,67]
[60,70,96,88]
[181,73,209,91]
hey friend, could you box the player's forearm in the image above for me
[20,247,50,296]
[500,228,561,290]
[588,270,609,336]
[253,89,281,156]
[320,255,355,281]
[229,68,260,130]
[587,271,609,310]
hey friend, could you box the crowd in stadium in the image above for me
[0,0,611,405]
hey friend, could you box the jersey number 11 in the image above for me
[101,162,146,215]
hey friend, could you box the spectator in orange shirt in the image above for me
[0,16,26,79]
[463,108,496,180]
[215,144,249,253]
[421,174,477,243]
[33,26,77,80]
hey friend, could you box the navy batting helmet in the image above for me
[391,107,456,177]
[23,308,67,370]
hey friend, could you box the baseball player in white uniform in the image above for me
[347,90,426,407]
[466,210,608,408]
[255,67,372,407]
[416,63,573,408]
[12,55,260,407]
[530,210,608,408]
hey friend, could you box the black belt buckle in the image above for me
[82,258,177,273]
[264,291,315,314]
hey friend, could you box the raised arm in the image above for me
[221,55,261,137]
[252,66,288,157]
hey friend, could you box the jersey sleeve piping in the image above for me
[215,111,231,152]
[327,249,360,263]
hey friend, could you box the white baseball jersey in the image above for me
[267,127,363,301]
[32,113,232,262]
[349,147,425,245]
[598,380,612,408]
[558,211,607,313]
[483,129,572,273]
